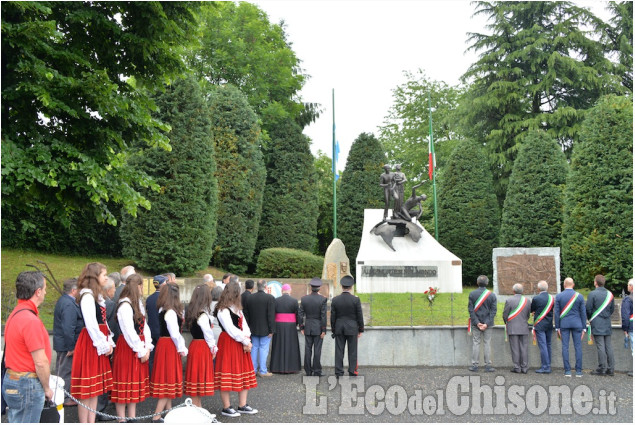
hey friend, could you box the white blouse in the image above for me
[117,297,153,358]
[159,307,188,355]
[79,288,115,355]
[197,313,218,355]
[217,305,251,346]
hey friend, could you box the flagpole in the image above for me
[429,92,439,240]
[332,88,337,239]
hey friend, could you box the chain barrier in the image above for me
[62,390,219,423]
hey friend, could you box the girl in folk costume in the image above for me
[150,283,187,423]
[71,262,115,423]
[111,274,153,422]
[213,279,258,417]
[184,285,218,407]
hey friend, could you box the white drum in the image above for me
[164,399,217,423]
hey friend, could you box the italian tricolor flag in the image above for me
[428,134,436,181]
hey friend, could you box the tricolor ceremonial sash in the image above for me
[508,296,528,321]
[532,294,554,344]
[630,314,633,322]
[468,289,492,334]
[589,291,614,322]
[559,292,579,319]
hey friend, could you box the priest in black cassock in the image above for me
[270,284,301,373]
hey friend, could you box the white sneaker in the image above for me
[237,404,258,415]
[221,407,240,417]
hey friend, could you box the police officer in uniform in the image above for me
[298,278,328,376]
[331,276,364,377]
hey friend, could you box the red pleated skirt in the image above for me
[70,325,113,399]
[150,337,183,399]
[184,339,215,396]
[214,332,257,392]
[110,334,149,404]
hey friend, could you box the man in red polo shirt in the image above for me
[2,271,54,423]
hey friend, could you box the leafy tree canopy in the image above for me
[313,150,339,255]
[459,1,624,203]
[1,1,201,228]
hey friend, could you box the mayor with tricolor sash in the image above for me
[503,283,532,373]
[554,277,587,377]
[467,275,497,372]
[586,274,615,376]
[530,280,555,373]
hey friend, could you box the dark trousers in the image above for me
[535,329,552,370]
[508,334,529,372]
[304,334,323,376]
[55,351,73,403]
[334,334,358,376]
[594,334,615,372]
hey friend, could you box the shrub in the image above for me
[562,95,633,291]
[256,247,324,278]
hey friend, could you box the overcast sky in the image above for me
[254,0,610,171]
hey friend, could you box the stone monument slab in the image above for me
[492,247,561,295]
[322,238,351,298]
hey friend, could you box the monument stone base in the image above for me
[356,209,462,293]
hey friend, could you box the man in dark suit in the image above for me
[53,278,83,406]
[298,278,328,376]
[146,274,168,376]
[467,275,497,372]
[241,279,254,310]
[587,274,615,376]
[243,279,275,377]
[331,275,364,377]
[530,280,554,373]
[503,283,532,373]
[554,277,587,377]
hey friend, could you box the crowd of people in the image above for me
[468,274,633,378]
[1,266,365,423]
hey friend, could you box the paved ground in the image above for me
[46,366,633,423]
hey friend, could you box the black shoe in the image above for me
[484,366,496,373]
[591,369,607,376]
[628,371,633,377]
[152,419,164,423]
[468,365,479,372]
[221,407,240,418]
[314,372,324,377]
[511,369,521,373]
[606,369,614,376]
[237,404,258,415]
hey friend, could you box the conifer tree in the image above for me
[337,133,386,263]
[562,95,633,291]
[500,131,568,247]
[120,75,217,274]
[437,140,500,283]
[257,117,318,253]
[209,85,266,274]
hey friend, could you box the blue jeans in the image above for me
[629,331,633,354]
[251,335,271,374]
[535,329,552,369]
[2,373,45,423]
[561,328,583,373]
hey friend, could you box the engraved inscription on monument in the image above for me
[361,266,438,278]
[496,254,557,295]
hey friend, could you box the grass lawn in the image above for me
[1,248,226,329]
[358,286,593,326]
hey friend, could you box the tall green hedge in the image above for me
[337,133,386,264]
[500,131,568,247]
[562,95,633,291]
[120,75,217,275]
[256,247,324,278]
[257,117,318,253]
[437,139,500,284]
[209,85,266,274]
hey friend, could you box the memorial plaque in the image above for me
[361,265,438,278]
[495,251,559,295]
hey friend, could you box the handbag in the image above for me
[40,398,60,423]
[2,308,37,414]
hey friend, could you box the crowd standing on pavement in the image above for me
[3,263,630,423]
